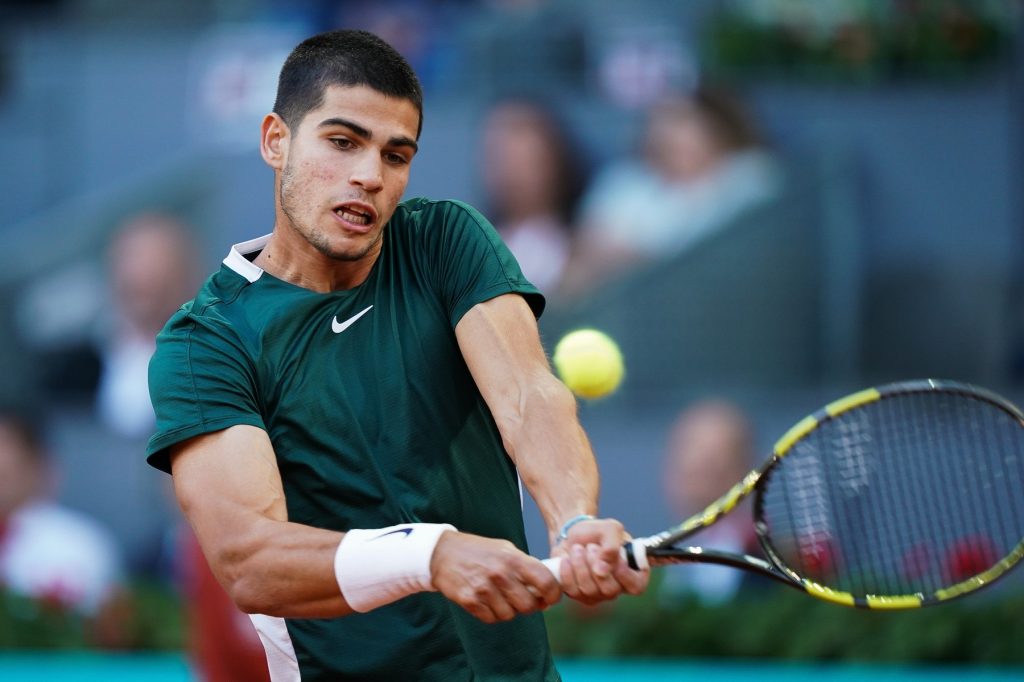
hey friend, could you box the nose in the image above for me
[350,151,383,193]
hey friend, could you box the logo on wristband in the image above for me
[371,527,414,541]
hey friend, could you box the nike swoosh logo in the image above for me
[371,528,414,541]
[332,305,373,334]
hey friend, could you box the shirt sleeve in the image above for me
[145,309,265,474]
[424,200,545,326]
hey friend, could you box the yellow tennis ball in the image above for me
[552,329,624,399]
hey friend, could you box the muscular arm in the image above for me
[456,294,648,602]
[455,294,596,543]
[170,422,560,622]
[170,425,349,618]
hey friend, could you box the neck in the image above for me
[253,223,381,293]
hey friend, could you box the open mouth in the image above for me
[334,205,374,226]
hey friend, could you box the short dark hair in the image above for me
[273,29,423,137]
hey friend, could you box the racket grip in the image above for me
[541,557,562,580]
[541,543,647,584]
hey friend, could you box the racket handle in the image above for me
[541,557,562,580]
[541,542,648,584]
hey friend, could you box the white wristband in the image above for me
[334,523,455,613]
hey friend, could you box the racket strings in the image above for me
[893,394,943,593]
[759,391,1024,599]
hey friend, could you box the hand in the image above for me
[551,518,649,605]
[430,531,561,623]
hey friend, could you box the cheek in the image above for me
[283,161,337,208]
[313,162,340,184]
[385,169,410,197]
[299,158,339,185]
[290,154,338,182]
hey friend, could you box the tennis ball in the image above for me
[552,329,624,399]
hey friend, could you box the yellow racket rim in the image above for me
[767,380,1024,609]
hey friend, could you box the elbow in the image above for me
[226,570,292,616]
[214,547,281,615]
[537,371,579,414]
[226,577,269,615]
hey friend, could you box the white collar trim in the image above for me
[223,234,271,283]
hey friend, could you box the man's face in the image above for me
[276,84,420,263]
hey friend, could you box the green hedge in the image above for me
[545,580,1024,664]
[0,583,183,650]
[4,579,1022,663]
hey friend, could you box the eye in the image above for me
[384,152,410,166]
[330,138,355,150]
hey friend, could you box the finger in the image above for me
[461,596,500,624]
[520,558,562,607]
[494,570,546,615]
[567,543,600,600]
[587,542,614,579]
[587,543,622,598]
[482,572,523,622]
[598,524,628,565]
[567,519,625,565]
[611,561,650,596]
[486,593,518,622]
[462,572,519,623]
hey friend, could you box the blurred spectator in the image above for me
[560,84,781,299]
[480,97,587,296]
[98,213,200,438]
[0,406,123,617]
[659,400,758,605]
[327,1,461,90]
[31,212,202,577]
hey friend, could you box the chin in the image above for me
[316,235,378,262]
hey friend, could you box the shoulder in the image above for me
[383,199,497,268]
[155,267,255,354]
[390,198,503,253]
[149,268,262,410]
[387,196,491,236]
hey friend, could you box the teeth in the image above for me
[336,207,370,225]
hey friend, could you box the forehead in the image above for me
[300,84,420,139]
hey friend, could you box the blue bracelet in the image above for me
[555,514,596,544]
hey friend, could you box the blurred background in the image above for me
[1,0,1022,679]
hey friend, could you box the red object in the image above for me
[182,530,271,682]
[798,537,840,580]
[945,536,998,583]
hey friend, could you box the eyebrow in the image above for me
[317,117,419,153]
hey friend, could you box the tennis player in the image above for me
[146,29,647,681]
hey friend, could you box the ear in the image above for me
[260,113,289,171]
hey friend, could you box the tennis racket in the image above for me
[544,379,1024,609]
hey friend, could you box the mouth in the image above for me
[332,202,377,230]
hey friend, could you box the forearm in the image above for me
[455,295,648,604]
[497,371,600,546]
[172,426,463,620]
[207,516,348,618]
